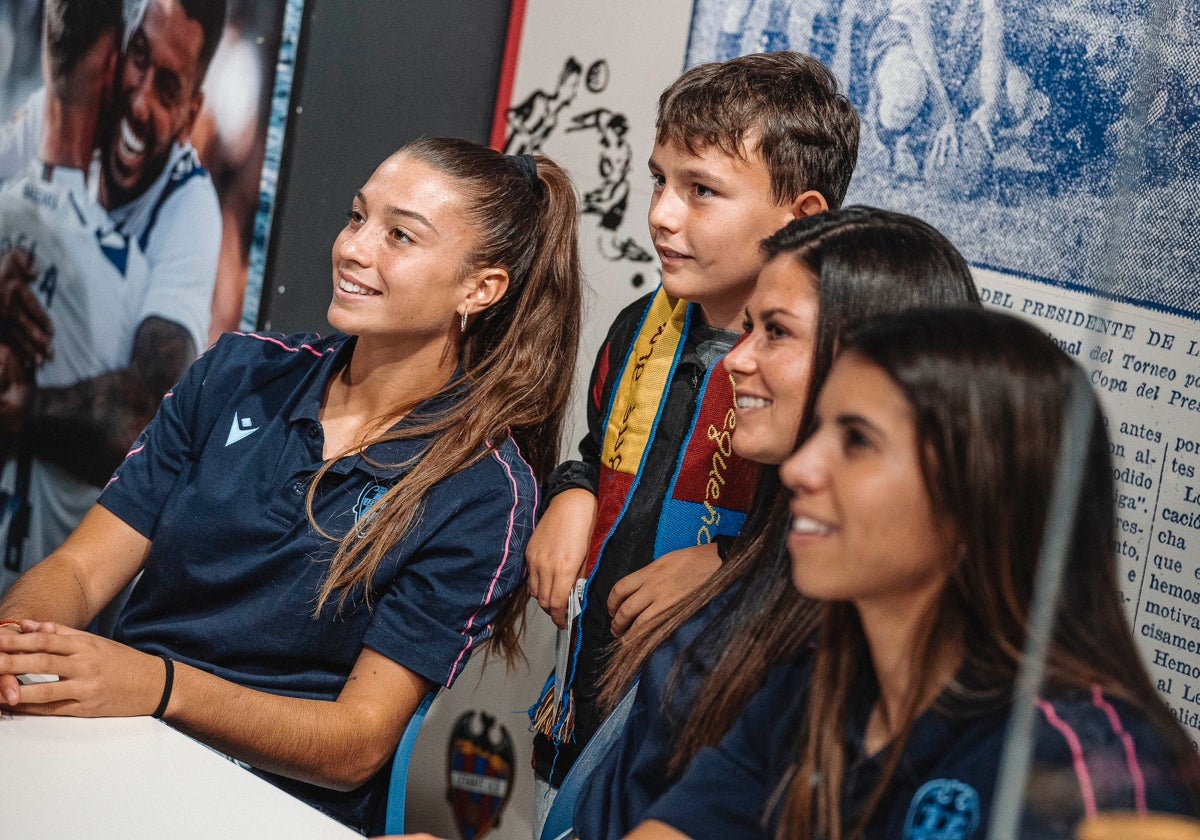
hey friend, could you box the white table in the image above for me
[0,712,363,839]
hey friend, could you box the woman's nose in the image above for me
[780,435,826,495]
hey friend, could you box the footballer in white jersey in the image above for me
[106,140,220,356]
[0,163,151,589]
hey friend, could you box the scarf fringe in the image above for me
[529,678,576,745]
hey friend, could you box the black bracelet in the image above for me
[152,655,174,719]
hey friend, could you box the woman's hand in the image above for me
[0,623,163,717]
[608,543,721,637]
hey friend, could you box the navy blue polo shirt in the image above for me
[575,586,741,840]
[646,659,1196,839]
[100,331,536,833]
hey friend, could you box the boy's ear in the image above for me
[789,190,829,219]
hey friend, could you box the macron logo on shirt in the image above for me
[225,412,260,447]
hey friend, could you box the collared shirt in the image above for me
[646,659,1196,840]
[105,141,220,354]
[100,330,535,832]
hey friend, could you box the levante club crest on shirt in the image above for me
[446,711,515,839]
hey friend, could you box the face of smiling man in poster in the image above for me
[101,0,214,208]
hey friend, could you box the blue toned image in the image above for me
[686,0,1200,318]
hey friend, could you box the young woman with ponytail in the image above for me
[0,137,582,835]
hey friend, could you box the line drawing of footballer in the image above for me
[503,56,583,155]
[567,106,653,264]
[0,0,225,592]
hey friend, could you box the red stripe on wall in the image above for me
[489,0,529,150]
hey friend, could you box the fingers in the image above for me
[6,677,73,710]
[9,285,53,364]
[0,673,20,706]
[0,628,80,656]
[527,566,543,604]
[527,549,584,629]
[0,246,34,280]
[550,603,568,631]
[0,649,67,681]
[0,630,157,717]
[528,570,566,629]
[547,574,572,630]
[607,567,641,619]
[931,123,958,169]
[608,569,653,637]
[609,583,652,637]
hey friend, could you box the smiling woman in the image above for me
[0,137,582,836]
[765,309,1200,838]
[625,309,1200,840]
[580,207,980,840]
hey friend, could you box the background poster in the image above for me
[424,2,1200,837]
[684,0,1200,747]
[0,0,303,338]
[0,0,302,588]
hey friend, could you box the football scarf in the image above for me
[530,287,759,748]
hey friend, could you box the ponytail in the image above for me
[311,139,583,667]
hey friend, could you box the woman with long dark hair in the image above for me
[0,137,582,834]
[575,207,980,837]
[630,308,1200,839]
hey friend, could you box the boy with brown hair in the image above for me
[526,50,860,821]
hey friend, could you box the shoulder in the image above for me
[1032,687,1164,759]
[208,330,339,364]
[1029,687,1197,817]
[405,432,539,557]
[193,331,341,388]
[442,433,539,512]
[159,145,220,214]
[167,144,216,190]
[605,291,659,343]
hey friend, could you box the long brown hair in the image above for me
[600,207,980,772]
[780,308,1200,838]
[311,138,582,665]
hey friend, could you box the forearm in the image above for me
[0,553,94,627]
[165,652,428,791]
[28,371,159,484]
[0,506,150,627]
[28,317,195,486]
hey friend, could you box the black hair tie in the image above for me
[507,153,543,196]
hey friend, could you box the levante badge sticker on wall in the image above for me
[446,711,515,839]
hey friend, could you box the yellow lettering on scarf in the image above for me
[698,404,737,545]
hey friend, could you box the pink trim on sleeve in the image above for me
[1037,698,1098,818]
[233,331,328,357]
[446,436,534,682]
[1091,685,1148,813]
